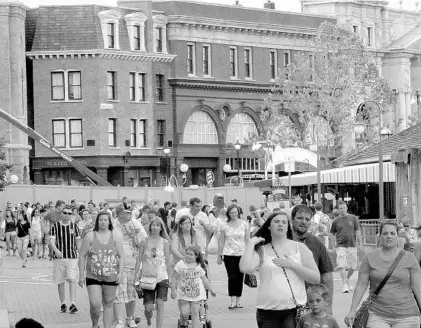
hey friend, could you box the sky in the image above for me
[20,0,421,11]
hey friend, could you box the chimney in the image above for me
[264,0,275,9]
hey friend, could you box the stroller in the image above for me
[177,260,212,328]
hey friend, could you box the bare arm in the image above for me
[217,230,226,263]
[414,243,421,265]
[135,240,146,281]
[201,275,215,294]
[356,230,363,247]
[171,234,184,260]
[78,232,93,281]
[164,239,172,280]
[410,265,421,308]
[114,233,125,276]
[290,243,320,284]
[321,272,334,314]
[239,237,262,273]
[349,272,369,313]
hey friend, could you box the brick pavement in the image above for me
[1,253,354,328]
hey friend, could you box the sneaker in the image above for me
[61,304,67,313]
[146,317,152,327]
[114,321,125,328]
[68,304,78,314]
[126,317,137,328]
[342,284,349,293]
[135,316,141,324]
[347,281,354,291]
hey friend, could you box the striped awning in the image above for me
[279,162,395,187]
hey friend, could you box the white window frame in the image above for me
[153,14,168,54]
[107,71,117,101]
[52,117,84,149]
[108,118,117,148]
[353,25,359,35]
[229,46,238,79]
[202,44,212,77]
[226,113,258,144]
[98,10,121,50]
[244,47,253,80]
[270,50,278,82]
[183,111,218,145]
[130,118,148,149]
[284,51,290,68]
[51,70,82,102]
[129,72,147,102]
[187,42,196,76]
[124,12,147,52]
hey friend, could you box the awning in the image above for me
[278,162,395,186]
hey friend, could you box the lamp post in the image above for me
[309,135,321,201]
[354,101,393,220]
[163,146,171,185]
[234,139,242,185]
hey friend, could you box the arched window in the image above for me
[226,113,257,144]
[183,111,218,144]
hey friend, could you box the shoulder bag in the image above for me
[139,238,158,290]
[352,249,405,328]
[271,243,310,326]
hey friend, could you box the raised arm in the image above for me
[239,236,263,273]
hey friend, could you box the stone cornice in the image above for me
[27,49,176,62]
[168,78,274,93]
[167,15,317,39]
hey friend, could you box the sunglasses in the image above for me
[63,212,72,215]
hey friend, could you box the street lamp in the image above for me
[354,100,393,220]
[163,146,171,186]
[234,139,242,184]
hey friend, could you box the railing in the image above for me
[360,219,380,246]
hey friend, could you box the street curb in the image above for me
[0,284,10,328]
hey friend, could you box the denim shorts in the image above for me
[142,279,169,305]
[367,311,420,328]
[256,307,297,328]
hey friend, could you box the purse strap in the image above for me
[372,249,405,298]
[271,243,300,306]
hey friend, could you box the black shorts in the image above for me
[142,279,169,304]
[86,278,119,287]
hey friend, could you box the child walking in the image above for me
[171,246,216,328]
[297,284,340,328]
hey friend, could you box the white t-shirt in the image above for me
[174,260,207,302]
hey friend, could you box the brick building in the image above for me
[26,2,176,186]
[152,0,334,186]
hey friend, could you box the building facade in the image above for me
[152,0,335,186]
[26,3,175,186]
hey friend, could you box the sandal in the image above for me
[235,304,243,308]
[228,305,235,310]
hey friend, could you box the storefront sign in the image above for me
[46,159,88,167]
[100,103,114,110]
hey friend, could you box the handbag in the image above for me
[244,273,257,288]
[140,275,158,290]
[352,249,405,328]
[271,243,310,325]
[206,234,218,255]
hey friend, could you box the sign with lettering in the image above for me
[100,103,114,110]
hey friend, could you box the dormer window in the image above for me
[98,10,121,50]
[153,15,168,54]
[124,12,147,52]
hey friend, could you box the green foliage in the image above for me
[0,137,12,189]
[262,21,396,156]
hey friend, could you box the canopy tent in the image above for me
[278,162,395,187]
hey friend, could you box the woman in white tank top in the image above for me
[239,211,320,328]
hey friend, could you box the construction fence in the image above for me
[0,184,263,210]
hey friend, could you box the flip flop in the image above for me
[228,305,236,310]
[235,305,243,308]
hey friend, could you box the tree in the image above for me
[261,21,396,162]
[0,136,12,189]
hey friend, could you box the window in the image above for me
[134,25,141,50]
[51,71,82,101]
[107,71,117,100]
[129,72,146,102]
[284,51,290,68]
[187,43,195,75]
[108,118,116,147]
[203,45,211,76]
[52,119,66,147]
[107,22,115,49]
[68,72,81,100]
[156,74,164,102]
[309,54,314,81]
[367,27,373,47]
[130,119,137,147]
[139,119,146,147]
[98,9,121,49]
[244,48,252,79]
[51,72,65,101]
[157,120,165,147]
[129,72,136,101]
[138,73,146,101]
[229,46,238,78]
[183,111,218,144]
[155,27,163,52]
[270,50,277,80]
[353,25,358,34]
[69,119,82,148]
[227,113,258,144]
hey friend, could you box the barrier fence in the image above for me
[0,184,263,210]
[360,219,379,246]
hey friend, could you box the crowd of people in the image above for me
[2,194,421,328]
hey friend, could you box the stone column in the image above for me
[397,92,407,132]
[0,2,31,183]
[215,157,226,187]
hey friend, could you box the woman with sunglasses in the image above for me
[30,209,43,259]
[16,209,31,268]
[4,209,17,256]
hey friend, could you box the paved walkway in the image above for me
[1,253,354,328]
